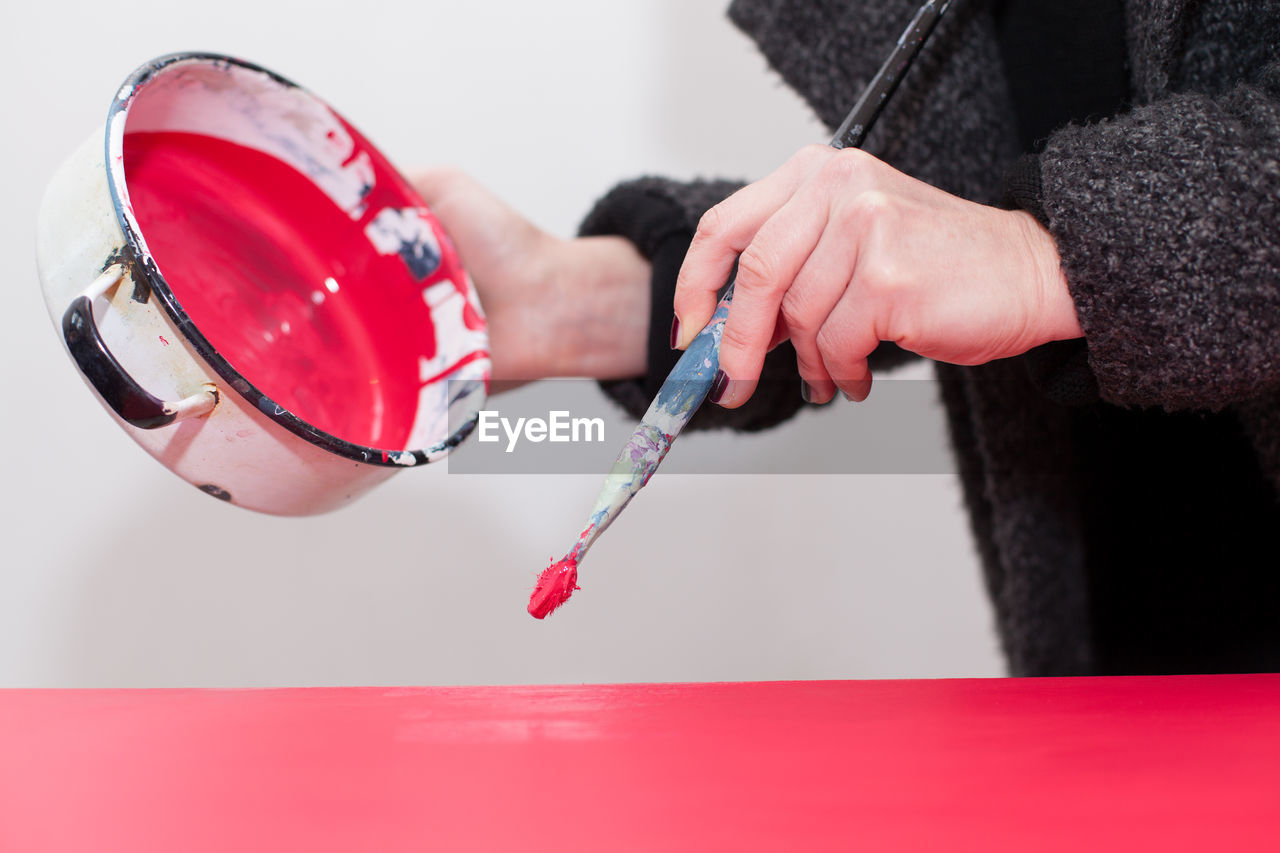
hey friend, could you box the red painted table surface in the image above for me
[2,676,1278,851]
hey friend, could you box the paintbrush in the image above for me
[528,0,952,618]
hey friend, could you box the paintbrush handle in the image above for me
[646,295,733,437]
[831,0,950,150]
[572,295,734,559]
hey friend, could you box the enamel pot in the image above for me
[37,54,490,515]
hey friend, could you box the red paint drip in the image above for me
[123,130,471,449]
[529,525,595,619]
[528,553,580,619]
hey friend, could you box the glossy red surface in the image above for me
[124,131,471,450]
[2,675,1277,850]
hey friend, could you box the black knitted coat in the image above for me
[581,0,1280,676]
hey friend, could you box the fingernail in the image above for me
[670,316,681,350]
[709,369,729,404]
[800,380,815,404]
[842,380,872,402]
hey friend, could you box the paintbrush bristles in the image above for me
[528,552,580,619]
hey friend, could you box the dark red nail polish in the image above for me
[709,369,729,404]
[670,316,681,350]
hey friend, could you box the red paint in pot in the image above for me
[124,130,479,450]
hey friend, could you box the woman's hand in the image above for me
[411,169,651,384]
[672,145,1083,406]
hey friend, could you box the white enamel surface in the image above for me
[119,61,376,218]
[36,132,125,314]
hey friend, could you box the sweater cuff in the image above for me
[1003,154,1099,406]
[580,183,696,260]
[1001,153,1049,225]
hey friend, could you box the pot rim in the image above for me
[104,51,481,468]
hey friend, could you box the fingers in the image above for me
[781,225,859,404]
[701,148,882,409]
[673,145,832,348]
[767,315,790,352]
[709,193,831,408]
[816,286,876,402]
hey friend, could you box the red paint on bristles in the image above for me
[528,553,580,619]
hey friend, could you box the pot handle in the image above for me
[62,265,218,429]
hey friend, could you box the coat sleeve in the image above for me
[580,176,917,429]
[1011,63,1280,412]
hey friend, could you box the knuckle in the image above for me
[888,314,922,352]
[695,204,727,240]
[858,255,901,296]
[815,325,865,382]
[819,147,868,184]
[735,245,783,291]
[779,288,815,332]
[853,236,902,298]
[719,320,756,355]
[798,143,834,165]
[815,325,844,362]
[819,153,857,185]
[848,189,895,228]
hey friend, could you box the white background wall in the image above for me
[0,0,1001,685]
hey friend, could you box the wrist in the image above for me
[1011,209,1084,346]
[545,236,651,378]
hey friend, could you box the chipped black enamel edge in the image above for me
[197,484,233,502]
[104,52,482,467]
[63,295,177,429]
[101,245,150,303]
